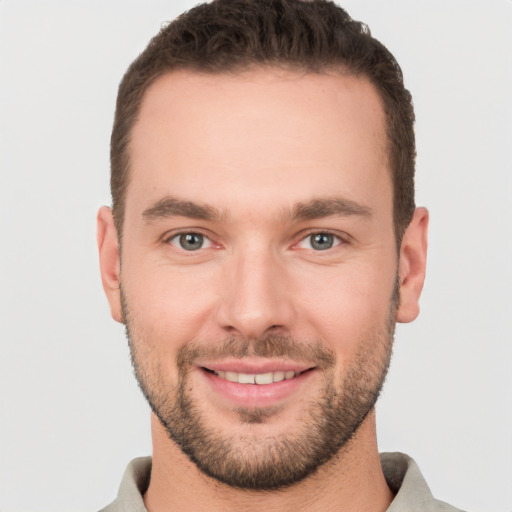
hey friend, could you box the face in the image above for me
[98,68,428,489]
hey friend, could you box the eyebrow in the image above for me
[291,198,373,221]
[142,197,221,222]
[142,196,372,223]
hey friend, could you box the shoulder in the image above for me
[98,457,152,512]
[381,452,466,512]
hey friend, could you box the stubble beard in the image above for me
[122,291,397,490]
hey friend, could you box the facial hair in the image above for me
[122,289,397,490]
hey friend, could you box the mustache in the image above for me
[176,334,336,369]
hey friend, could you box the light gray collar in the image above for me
[100,452,464,511]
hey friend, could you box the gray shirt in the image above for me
[100,452,464,511]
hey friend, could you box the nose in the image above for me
[216,245,295,339]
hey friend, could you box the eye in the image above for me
[298,232,342,251]
[168,232,212,251]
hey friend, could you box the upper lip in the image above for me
[197,358,315,374]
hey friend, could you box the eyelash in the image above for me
[164,230,216,251]
[295,229,346,251]
[163,229,347,253]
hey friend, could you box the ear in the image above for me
[97,206,123,323]
[396,207,429,323]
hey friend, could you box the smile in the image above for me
[198,363,316,407]
[204,369,302,385]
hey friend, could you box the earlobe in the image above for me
[97,206,123,323]
[396,207,429,324]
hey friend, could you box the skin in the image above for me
[97,68,428,512]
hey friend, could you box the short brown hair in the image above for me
[111,0,416,243]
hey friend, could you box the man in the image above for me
[97,0,460,510]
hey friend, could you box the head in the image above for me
[98,0,428,492]
[110,0,416,246]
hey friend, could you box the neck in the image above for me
[144,410,393,512]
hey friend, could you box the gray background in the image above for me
[1,1,511,511]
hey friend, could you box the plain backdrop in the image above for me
[1,1,511,511]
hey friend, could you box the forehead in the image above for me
[127,68,390,220]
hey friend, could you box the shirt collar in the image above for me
[101,452,461,511]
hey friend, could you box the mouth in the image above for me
[202,367,312,385]
[197,361,316,408]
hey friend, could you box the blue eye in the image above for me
[298,232,341,251]
[169,233,212,251]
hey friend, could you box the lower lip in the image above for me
[200,368,314,408]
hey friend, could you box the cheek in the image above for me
[121,260,219,343]
[291,263,396,350]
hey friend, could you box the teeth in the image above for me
[273,371,285,382]
[238,373,256,384]
[225,371,238,383]
[254,372,273,385]
[212,370,298,385]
